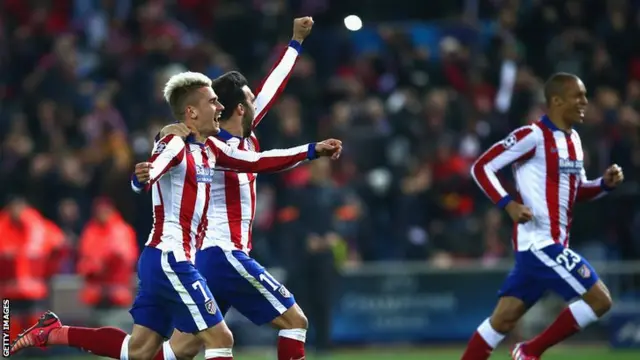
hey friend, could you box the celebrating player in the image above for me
[133,17,319,360]
[461,73,623,360]
[10,71,341,360]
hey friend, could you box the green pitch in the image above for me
[25,346,640,360]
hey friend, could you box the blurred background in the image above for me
[2,0,640,359]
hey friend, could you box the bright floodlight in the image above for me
[344,15,362,31]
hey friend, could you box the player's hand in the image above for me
[603,163,624,188]
[135,162,152,183]
[505,201,533,224]
[160,123,192,139]
[315,139,342,159]
[292,17,314,43]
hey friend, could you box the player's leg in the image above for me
[271,304,309,360]
[11,248,171,359]
[10,310,135,358]
[163,251,233,360]
[199,247,306,360]
[518,245,610,358]
[156,299,233,360]
[159,330,202,360]
[461,256,544,360]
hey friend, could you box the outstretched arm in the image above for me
[253,17,314,128]
[207,136,315,173]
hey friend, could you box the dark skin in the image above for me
[490,76,620,340]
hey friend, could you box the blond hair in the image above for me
[163,71,212,119]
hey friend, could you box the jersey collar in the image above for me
[216,128,243,141]
[540,114,572,133]
[540,115,559,131]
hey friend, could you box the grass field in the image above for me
[23,346,640,360]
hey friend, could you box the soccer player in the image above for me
[10,72,341,360]
[134,17,317,360]
[461,73,624,360]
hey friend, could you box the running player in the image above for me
[10,72,341,360]
[461,73,624,360]
[134,17,316,360]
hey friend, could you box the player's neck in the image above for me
[190,129,206,143]
[220,118,243,138]
[547,113,572,132]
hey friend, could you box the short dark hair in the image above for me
[211,71,249,121]
[544,72,579,105]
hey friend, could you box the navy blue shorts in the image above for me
[498,243,600,306]
[130,247,224,338]
[196,247,296,325]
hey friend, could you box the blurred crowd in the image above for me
[2,0,640,290]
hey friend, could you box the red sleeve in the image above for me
[471,126,538,208]
[576,172,609,202]
[252,41,301,128]
[146,135,185,187]
[207,137,313,173]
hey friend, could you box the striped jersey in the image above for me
[140,134,314,262]
[143,135,212,262]
[471,115,611,251]
[200,40,302,253]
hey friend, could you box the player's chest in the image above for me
[188,145,215,183]
[544,133,584,175]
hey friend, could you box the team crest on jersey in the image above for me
[196,165,215,183]
[502,134,517,149]
[204,300,217,314]
[577,264,591,279]
[278,286,291,298]
[154,141,167,154]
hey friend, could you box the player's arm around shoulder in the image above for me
[131,134,186,192]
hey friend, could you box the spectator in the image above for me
[0,196,66,342]
[77,197,137,328]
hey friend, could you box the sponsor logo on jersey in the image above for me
[558,158,583,174]
[196,165,215,183]
[204,299,217,314]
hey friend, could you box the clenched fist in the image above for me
[315,139,342,159]
[134,162,152,183]
[603,164,624,188]
[292,17,314,43]
[505,201,533,224]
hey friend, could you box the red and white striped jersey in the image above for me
[201,131,261,253]
[138,133,314,262]
[471,115,611,251]
[198,136,313,252]
[199,40,302,253]
[143,135,213,263]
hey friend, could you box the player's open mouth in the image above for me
[577,108,585,118]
